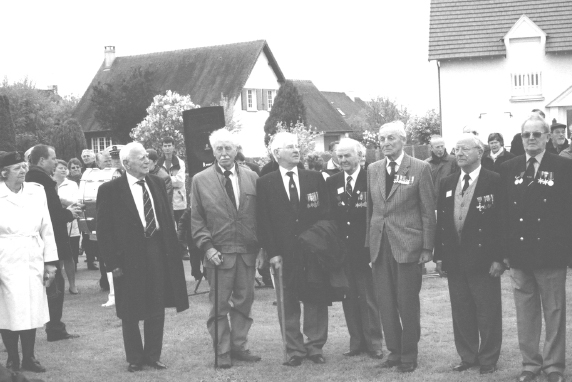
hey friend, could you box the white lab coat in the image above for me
[0,181,58,330]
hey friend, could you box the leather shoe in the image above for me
[377,359,401,368]
[127,363,142,372]
[547,372,565,382]
[308,354,326,364]
[343,349,362,357]
[480,364,497,374]
[47,332,80,342]
[518,371,537,382]
[397,362,417,373]
[217,353,232,369]
[368,350,384,360]
[21,357,46,373]
[6,358,20,372]
[146,360,167,370]
[231,350,261,362]
[87,263,99,270]
[452,361,476,372]
[283,356,303,367]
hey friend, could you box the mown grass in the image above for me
[11,260,572,382]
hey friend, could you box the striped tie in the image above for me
[136,180,157,237]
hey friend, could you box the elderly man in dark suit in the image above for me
[366,121,436,373]
[96,142,189,373]
[326,138,383,359]
[191,128,264,369]
[257,132,330,367]
[434,134,504,375]
[499,115,572,382]
[25,145,81,344]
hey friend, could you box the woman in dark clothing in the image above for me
[486,132,515,173]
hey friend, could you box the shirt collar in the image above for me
[126,171,144,186]
[217,162,236,176]
[344,166,360,181]
[525,150,546,164]
[279,165,298,178]
[462,165,481,180]
[387,151,405,167]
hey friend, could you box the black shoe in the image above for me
[518,371,537,382]
[397,362,417,373]
[230,350,261,362]
[343,349,362,357]
[283,356,303,367]
[87,263,99,270]
[308,354,326,364]
[21,357,46,373]
[377,359,401,368]
[6,358,20,372]
[547,372,565,382]
[146,360,167,370]
[453,361,476,372]
[479,364,497,375]
[127,363,142,372]
[368,350,384,360]
[46,332,80,342]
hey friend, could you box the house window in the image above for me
[267,90,274,111]
[336,108,346,116]
[510,71,542,98]
[247,89,256,111]
[91,137,112,153]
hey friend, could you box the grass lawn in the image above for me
[12,259,572,382]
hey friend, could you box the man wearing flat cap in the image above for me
[546,120,569,155]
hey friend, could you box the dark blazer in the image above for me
[257,168,330,287]
[510,133,525,156]
[499,152,572,269]
[326,168,369,267]
[96,174,189,320]
[25,166,73,262]
[485,150,515,173]
[434,168,502,274]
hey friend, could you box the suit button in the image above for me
[459,216,462,220]
[520,237,524,241]
[347,222,351,225]
[520,218,523,222]
[478,229,482,232]
[461,203,464,207]
[514,201,517,204]
[478,244,482,247]
[442,228,445,231]
[537,237,540,241]
[543,199,547,203]
[295,219,299,223]
[346,236,349,239]
[538,218,540,222]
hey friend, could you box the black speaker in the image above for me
[182,106,226,176]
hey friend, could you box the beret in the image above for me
[0,151,25,168]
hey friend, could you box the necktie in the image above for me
[223,170,237,209]
[346,175,353,197]
[386,161,397,197]
[286,171,299,211]
[462,174,471,195]
[524,157,536,185]
[136,180,157,237]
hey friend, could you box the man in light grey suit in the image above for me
[366,120,436,373]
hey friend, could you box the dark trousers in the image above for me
[46,266,66,335]
[1,329,37,362]
[122,314,165,364]
[173,210,184,228]
[99,258,108,290]
[342,261,383,352]
[70,236,80,264]
[82,234,96,263]
[447,266,502,366]
[372,231,422,364]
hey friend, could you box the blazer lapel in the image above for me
[272,170,291,209]
[462,170,489,236]
[387,154,411,200]
[119,175,143,228]
[298,170,309,208]
[145,175,164,226]
[377,158,388,201]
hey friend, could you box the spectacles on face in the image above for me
[454,146,477,154]
[522,131,547,139]
[281,144,300,151]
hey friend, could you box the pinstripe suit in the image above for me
[366,153,436,364]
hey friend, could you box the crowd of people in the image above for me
[0,110,571,382]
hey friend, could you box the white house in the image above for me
[429,1,572,148]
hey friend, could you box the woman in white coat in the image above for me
[0,151,58,373]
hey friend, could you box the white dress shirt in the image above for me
[126,172,160,229]
[386,150,405,174]
[218,163,240,209]
[344,166,360,191]
[457,165,481,192]
[525,150,546,177]
[279,166,300,201]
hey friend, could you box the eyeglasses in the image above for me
[522,131,547,139]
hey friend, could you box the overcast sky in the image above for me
[1,0,438,115]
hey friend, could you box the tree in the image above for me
[211,95,241,132]
[268,121,322,160]
[0,95,16,151]
[51,118,87,161]
[263,80,307,145]
[91,67,157,144]
[407,109,441,145]
[130,90,199,157]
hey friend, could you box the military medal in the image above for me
[514,172,524,185]
[547,172,554,186]
[476,196,485,212]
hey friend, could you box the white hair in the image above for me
[521,113,550,133]
[456,133,484,152]
[209,128,239,149]
[120,142,145,168]
[270,132,297,160]
[336,138,363,156]
[429,135,445,145]
[379,120,407,141]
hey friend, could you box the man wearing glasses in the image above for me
[498,114,572,382]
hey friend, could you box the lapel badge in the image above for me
[307,192,319,208]
[337,187,344,195]
[514,172,524,185]
[476,196,485,212]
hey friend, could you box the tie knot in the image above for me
[224,170,232,178]
[528,157,537,165]
[136,180,145,187]
[346,176,352,183]
[463,174,471,181]
[389,161,396,169]
[286,171,295,179]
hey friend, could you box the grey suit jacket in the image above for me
[366,153,436,263]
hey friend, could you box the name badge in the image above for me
[337,187,344,194]
[446,190,452,198]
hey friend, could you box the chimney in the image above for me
[104,46,116,71]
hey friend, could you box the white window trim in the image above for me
[91,137,113,153]
[246,89,256,111]
[267,90,274,111]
